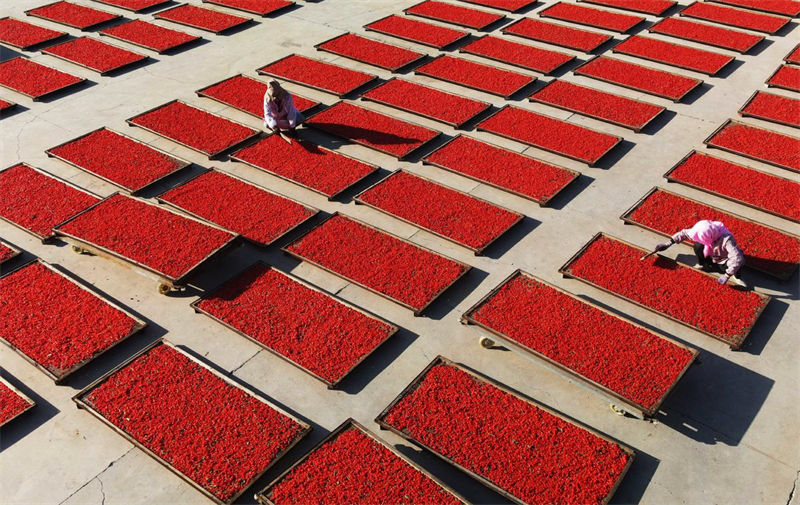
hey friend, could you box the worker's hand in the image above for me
[655,241,672,252]
[717,274,729,285]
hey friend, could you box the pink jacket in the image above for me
[671,220,745,276]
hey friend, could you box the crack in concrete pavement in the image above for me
[56,447,134,505]
[229,349,261,376]
[98,477,106,505]
[786,469,799,505]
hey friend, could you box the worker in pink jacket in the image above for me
[263,80,303,133]
[654,220,747,288]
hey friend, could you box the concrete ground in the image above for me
[1,0,798,504]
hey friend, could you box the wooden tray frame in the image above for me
[458,34,576,75]
[647,17,764,54]
[461,269,698,418]
[501,18,612,53]
[765,64,800,93]
[257,53,378,98]
[282,212,472,316]
[364,14,471,50]
[738,90,799,130]
[529,78,666,132]
[54,192,239,292]
[0,239,21,265]
[230,134,379,200]
[25,1,122,31]
[0,259,147,383]
[784,43,800,65]
[558,231,771,349]
[73,338,311,505]
[704,119,800,174]
[620,186,800,280]
[90,0,172,12]
[255,418,468,505]
[477,104,623,166]
[403,0,506,31]
[539,1,645,34]
[709,0,800,17]
[126,99,262,158]
[375,355,636,505]
[664,150,800,224]
[46,127,191,194]
[0,57,87,101]
[578,0,675,16]
[0,162,101,242]
[354,168,523,255]
[360,77,492,129]
[201,0,295,17]
[191,262,399,388]
[454,0,538,13]
[0,16,68,50]
[155,167,319,247]
[573,55,703,103]
[306,101,443,161]
[611,36,735,77]
[0,375,35,428]
[154,4,252,34]
[314,32,428,73]
[195,73,323,120]
[679,1,791,35]
[415,54,537,99]
[422,134,580,207]
[99,20,202,54]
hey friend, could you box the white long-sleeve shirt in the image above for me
[263,92,299,129]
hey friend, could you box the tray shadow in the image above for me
[549,56,588,78]
[331,166,392,203]
[609,448,660,505]
[641,109,676,136]
[745,38,772,57]
[680,81,711,105]
[424,267,488,321]
[0,371,59,452]
[713,59,745,80]
[1,47,24,61]
[336,327,418,395]
[546,173,593,210]
[219,19,259,36]
[482,216,539,260]
[135,163,205,198]
[775,21,797,38]
[392,442,513,504]
[593,139,635,170]
[0,102,27,119]
[655,348,774,446]
[578,294,775,445]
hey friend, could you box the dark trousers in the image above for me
[694,243,724,273]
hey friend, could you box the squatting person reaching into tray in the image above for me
[263,80,304,134]
[653,219,748,288]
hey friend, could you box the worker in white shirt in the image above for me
[263,80,303,134]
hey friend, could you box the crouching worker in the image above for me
[263,80,304,134]
[654,220,748,288]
